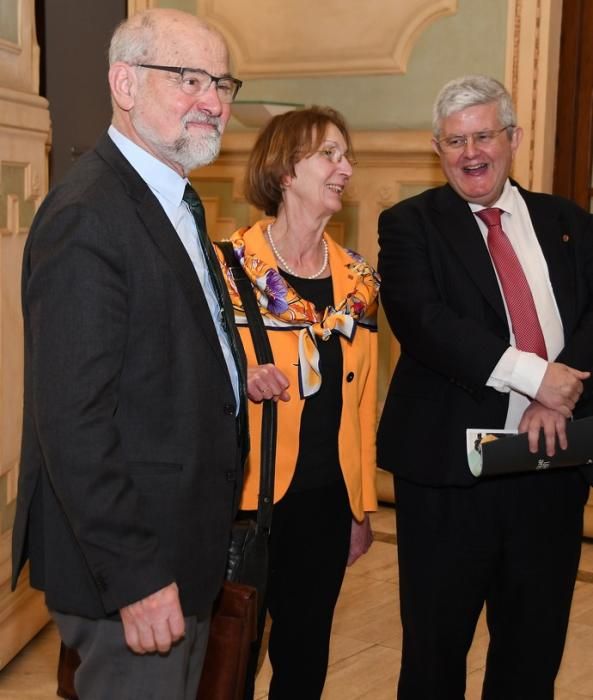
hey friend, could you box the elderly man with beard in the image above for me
[11,9,249,699]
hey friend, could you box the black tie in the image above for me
[182,183,247,406]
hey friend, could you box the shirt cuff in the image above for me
[486,347,548,398]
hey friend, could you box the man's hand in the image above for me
[534,362,590,417]
[120,582,185,654]
[518,400,568,456]
[247,364,290,403]
[347,514,373,566]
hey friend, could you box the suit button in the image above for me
[225,470,237,481]
[223,403,235,415]
[95,573,108,592]
[346,372,354,382]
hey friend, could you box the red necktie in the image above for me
[476,207,547,359]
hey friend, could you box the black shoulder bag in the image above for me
[216,240,276,603]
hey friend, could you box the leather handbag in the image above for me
[56,643,78,700]
[56,240,276,700]
[195,580,258,700]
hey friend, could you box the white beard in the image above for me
[132,110,223,174]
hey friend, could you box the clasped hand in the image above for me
[521,362,590,456]
[535,362,590,417]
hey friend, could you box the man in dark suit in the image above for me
[378,75,593,699]
[12,9,249,698]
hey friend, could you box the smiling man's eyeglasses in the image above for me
[437,125,515,153]
[135,64,243,103]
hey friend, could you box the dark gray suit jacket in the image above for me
[377,182,593,486]
[12,132,248,619]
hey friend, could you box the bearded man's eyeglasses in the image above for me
[136,64,242,103]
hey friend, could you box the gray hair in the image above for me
[432,75,517,137]
[108,12,157,66]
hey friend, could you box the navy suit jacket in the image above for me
[12,132,248,618]
[377,182,593,486]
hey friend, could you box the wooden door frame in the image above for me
[553,0,593,209]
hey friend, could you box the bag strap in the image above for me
[216,241,276,534]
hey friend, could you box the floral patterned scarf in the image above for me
[219,224,380,398]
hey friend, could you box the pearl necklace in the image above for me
[266,223,329,279]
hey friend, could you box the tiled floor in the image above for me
[2,506,593,699]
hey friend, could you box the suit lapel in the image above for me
[520,187,576,332]
[94,133,232,373]
[432,185,507,322]
[431,182,576,334]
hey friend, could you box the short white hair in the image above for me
[432,75,517,136]
[108,12,158,67]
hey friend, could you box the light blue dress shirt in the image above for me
[108,125,240,410]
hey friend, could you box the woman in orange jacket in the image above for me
[217,106,379,700]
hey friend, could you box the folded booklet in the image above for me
[467,416,593,477]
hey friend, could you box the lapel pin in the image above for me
[562,233,570,243]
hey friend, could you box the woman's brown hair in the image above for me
[244,105,354,217]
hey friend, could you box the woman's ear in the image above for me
[108,62,136,112]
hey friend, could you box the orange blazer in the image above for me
[220,221,378,520]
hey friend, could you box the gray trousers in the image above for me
[52,610,210,700]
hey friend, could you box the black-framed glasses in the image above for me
[135,64,242,103]
[437,125,515,152]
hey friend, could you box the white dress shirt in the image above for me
[470,179,564,430]
[108,125,240,410]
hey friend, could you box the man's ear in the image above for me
[510,125,524,155]
[109,62,136,112]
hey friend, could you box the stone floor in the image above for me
[2,506,593,699]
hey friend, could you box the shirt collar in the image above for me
[108,125,187,208]
[468,178,515,217]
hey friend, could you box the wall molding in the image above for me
[0,0,39,94]
[202,0,458,78]
[505,0,562,193]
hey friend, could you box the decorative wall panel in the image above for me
[0,0,50,669]
[0,0,39,94]
[202,0,458,77]
[505,0,562,192]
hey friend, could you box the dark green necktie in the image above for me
[182,183,246,405]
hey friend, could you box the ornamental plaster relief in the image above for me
[202,0,458,77]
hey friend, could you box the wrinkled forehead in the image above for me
[154,21,230,72]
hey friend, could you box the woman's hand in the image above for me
[347,514,373,566]
[247,364,291,403]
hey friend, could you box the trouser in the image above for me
[243,478,352,700]
[52,609,210,700]
[394,469,588,700]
